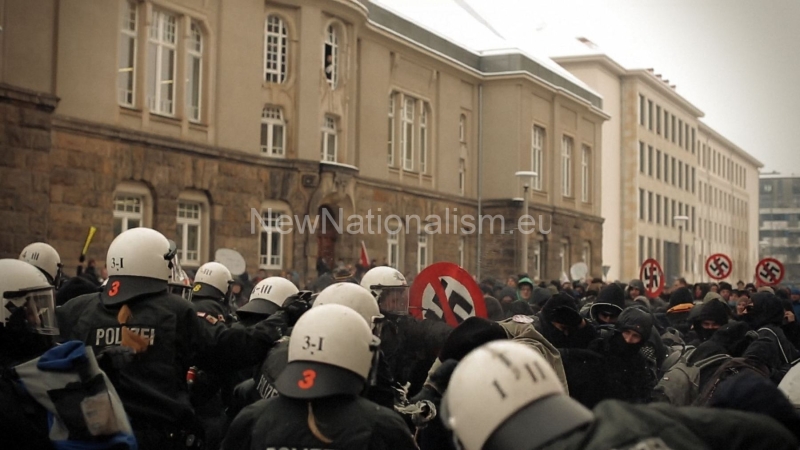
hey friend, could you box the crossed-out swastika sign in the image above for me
[409,262,487,327]
[639,258,665,299]
[705,253,732,280]
[755,258,784,286]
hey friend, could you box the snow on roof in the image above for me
[372,0,599,97]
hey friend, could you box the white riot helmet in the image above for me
[274,303,380,399]
[102,228,176,305]
[192,262,233,301]
[313,282,383,332]
[360,266,409,316]
[442,341,594,450]
[238,277,299,317]
[0,259,58,335]
[19,242,63,287]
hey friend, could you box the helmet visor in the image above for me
[379,286,410,315]
[4,287,58,335]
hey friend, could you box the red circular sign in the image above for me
[755,258,785,286]
[705,253,733,280]
[409,262,486,326]
[639,258,665,299]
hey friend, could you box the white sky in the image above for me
[376,0,800,173]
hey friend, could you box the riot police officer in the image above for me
[0,258,59,449]
[19,242,63,289]
[236,276,299,326]
[441,340,797,450]
[222,303,417,450]
[361,266,452,397]
[191,261,235,323]
[56,228,288,450]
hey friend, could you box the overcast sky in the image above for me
[378,0,800,174]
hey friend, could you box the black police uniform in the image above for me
[222,395,417,450]
[380,315,452,396]
[56,289,285,449]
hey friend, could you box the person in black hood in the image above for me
[693,282,710,302]
[689,299,730,344]
[686,321,759,392]
[665,287,695,338]
[588,283,625,327]
[535,293,597,349]
[742,292,800,383]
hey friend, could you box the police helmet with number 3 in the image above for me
[102,228,177,306]
[274,304,380,399]
[442,341,594,450]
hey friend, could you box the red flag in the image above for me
[359,241,370,268]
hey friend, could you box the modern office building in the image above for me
[759,173,800,287]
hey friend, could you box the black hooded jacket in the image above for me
[687,321,756,391]
[589,284,625,325]
[689,299,730,344]
[535,294,597,349]
[742,292,800,383]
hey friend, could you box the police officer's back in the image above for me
[441,340,797,450]
[191,261,235,323]
[56,228,286,449]
[223,304,416,450]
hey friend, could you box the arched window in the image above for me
[264,15,288,83]
[323,25,339,89]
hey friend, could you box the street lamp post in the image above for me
[516,171,538,276]
[674,215,689,280]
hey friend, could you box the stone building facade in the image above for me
[0,0,606,284]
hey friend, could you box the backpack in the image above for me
[652,347,731,406]
[693,357,771,407]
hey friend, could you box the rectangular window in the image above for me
[664,152,669,182]
[671,157,676,185]
[118,1,137,106]
[147,9,177,115]
[387,94,395,165]
[176,202,201,265]
[678,162,684,190]
[639,188,645,221]
[532,126,544,190]
[639,141,646,174]
[402,97,415,171]
[691,206,696,233]
[562,136,573,197]
[459,158,466,196]
[648,99,654,130]
[691,167,695,193]
[113,196,143,236]
[656,194,662,225]
[671,199,676,227]
[264,15,288,83]
[685,124,690,150]
[656,105,662,135]
[387,232,399,269]
[259,211,283,269]
[186,22,202,122]
[648,145,654,176]
[664,111,670,138]
[533,241,541,279]
[581,145,591,202]
[321,115,337,162]
[656,238,661,262]
[647,237,653,260]
[678,119,683,147]
[560,240,570,275]
[419,105,428,173]
[664,196,669,227]
[417,235,429,273]
[648,191,653,222]
[656,149,662,180]
[638,235,645,265]
[639,94,646,126]
[261,106,285,157]
[671,115,676,143]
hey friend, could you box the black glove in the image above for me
[551,306,583,328]
[281,292,313,326]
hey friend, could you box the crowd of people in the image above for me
[2,229,800,450]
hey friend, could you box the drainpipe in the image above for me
[477,84,483,279]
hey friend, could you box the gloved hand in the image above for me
[551,306,583,328]
[281,292,313,326]
[428,359,459,393]
[97,345,135,370]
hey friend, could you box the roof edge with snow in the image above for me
[363,1,603,110]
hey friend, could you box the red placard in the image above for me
[705,253,733,280]
[755,258,785,286]
[409,262,487,327]
[639,258,665,299]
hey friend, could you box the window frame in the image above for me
[532,125,544,190]
[321,115,338,162]
[118,0,138,107]
[113,195,144,236]
[176,201,202,266]
[147,9,178,116]
[387,93,395,166]
[261,106,286,157]
[264,15,288,84]
[581,144,591,203]
[323,25,339,89]
[419,104,428,174]
[561,135,573,197]
[259,209,284,269]
[185,21,203,122]
[402,96,415,171]
[417,234,429,273]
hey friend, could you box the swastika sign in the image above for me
[705,253,733,280]
[755,258,785,286]
[409,262,487,327]
[639,258,665,299]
